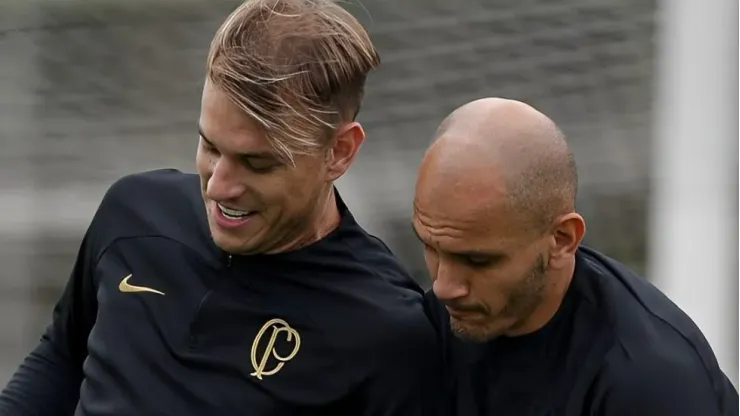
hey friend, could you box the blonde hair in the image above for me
[206,0,380,165]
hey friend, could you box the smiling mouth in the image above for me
[217,203,253,219]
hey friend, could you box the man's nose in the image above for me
[206,158,245,201]
[432,261,469,302]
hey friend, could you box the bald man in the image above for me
[414,98,738,416]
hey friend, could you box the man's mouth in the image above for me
[446,306,486,319]
[217,203,253,220]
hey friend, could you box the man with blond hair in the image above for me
[0,1,442,414]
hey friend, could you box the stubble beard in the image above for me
[450,255,548,343]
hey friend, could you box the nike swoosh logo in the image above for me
[118,274,165,296]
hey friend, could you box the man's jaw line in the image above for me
[263,190,341,254]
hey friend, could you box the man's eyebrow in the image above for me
[239,151,279,160]
[410,223,424,242]
[197,125,278,160]
[198,125,213,145]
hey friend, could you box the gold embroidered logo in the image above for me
[118,274,165,296]
[250,318,301,380]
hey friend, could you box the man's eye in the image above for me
[245,161,279,173]
[464,256,492,267]
[202,143,218,154]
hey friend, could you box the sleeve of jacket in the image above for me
[588,347,738,416]
[0,185,117,416]
[354,306,446,416]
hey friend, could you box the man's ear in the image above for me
[325,122,365,181]
[547,213,586,270]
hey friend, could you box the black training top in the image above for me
[425,246,738,416]
[0,169,443,416]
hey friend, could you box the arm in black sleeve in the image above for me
[353,310,446,416]
[0,221,101,415]
[589,348,738,416]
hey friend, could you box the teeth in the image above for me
[218,204,251,218]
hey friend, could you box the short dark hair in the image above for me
[505,127,578,234]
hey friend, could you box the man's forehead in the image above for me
[410,210,517,258]
[200,79,275,147]
[413,196,511,237]
[199,123,277,156]
[415,171,508,219]
[412,177,530,251]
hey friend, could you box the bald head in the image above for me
[417,97,577,234]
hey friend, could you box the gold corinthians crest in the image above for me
[250,318,301,380]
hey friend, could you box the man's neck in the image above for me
[311,188,342,241]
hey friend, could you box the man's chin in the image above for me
[210,228,262,255]
[450,318,501,343]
